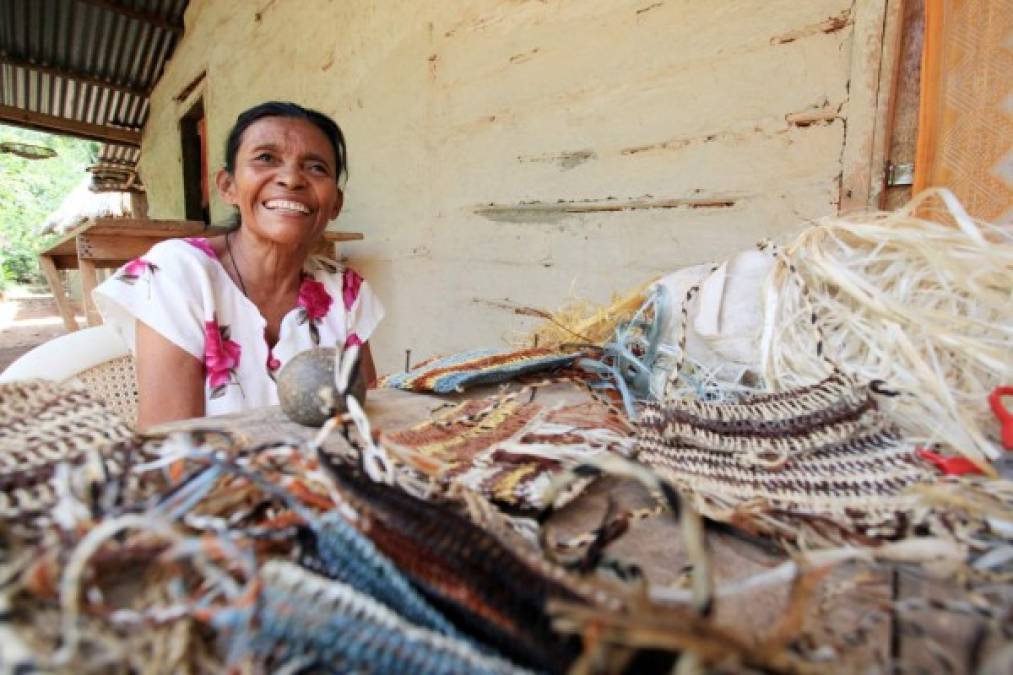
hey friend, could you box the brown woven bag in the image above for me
[635,251,935,547]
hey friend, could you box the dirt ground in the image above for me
[0,287,84,373]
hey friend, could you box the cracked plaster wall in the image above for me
[139,0,869,371]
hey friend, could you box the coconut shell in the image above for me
[277,348,367,427]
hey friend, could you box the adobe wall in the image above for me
[141,0,876,372]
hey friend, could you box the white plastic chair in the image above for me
[0,324,137,424]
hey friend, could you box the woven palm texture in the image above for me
[380,347,580,393]
[384,386,634,511]
[0,379,138,532]
[1,353,1009,673]
[760,190,1013,468]
[0,375,596,675]
[636,372,936,547]
[71,355,139,424]
[631,263,943,547]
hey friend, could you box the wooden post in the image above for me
[38,255,79,332]
[78,258,102,326]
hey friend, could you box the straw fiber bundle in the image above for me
[761,189,1012,467]
[503,280,654,350]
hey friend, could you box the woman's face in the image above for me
[216,116,342,247]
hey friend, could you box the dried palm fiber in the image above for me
[633,263,940,549]
[4,511,241,673]
[381,347,582,393]
[231,560,533,675]
[0,376,543,674]
[314,450,588,675]
[18,459,477,673]
[760,188,1013,468]
[134,429,590,673]
[383,384,634,511]
[0,379,155,534]
[502,278,655,350]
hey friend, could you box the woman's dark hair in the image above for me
[223,101,347,184]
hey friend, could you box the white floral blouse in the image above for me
[93,237,385,416]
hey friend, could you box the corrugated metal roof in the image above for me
[0,0,189,191]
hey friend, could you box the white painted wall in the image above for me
[140,0,875,373]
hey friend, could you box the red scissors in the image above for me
[990,385,1013,450]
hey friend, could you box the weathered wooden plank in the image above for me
[37,255,79,332]
[77,235,169,262]
[839,0,890,212]
[883,0,925,210]
[43,219,364,259]
[83,218,212,238]
[0,105,141,146]
[868,0,907,208]
[78,258,102,327]
[40,219,201,257]
[50,253,79,268]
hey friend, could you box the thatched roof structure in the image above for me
[39,177,149,236]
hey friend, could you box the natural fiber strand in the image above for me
[761,189,1013,466]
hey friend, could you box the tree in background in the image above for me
[0,124,98,288]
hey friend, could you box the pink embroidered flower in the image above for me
[116,258,158,284]
[184,237,217,259]
[204,318,242,394]
[342,268,363,311]
[267,349,281,371]
[345,333,363,348]
[298,278,333,320]
[125,258,154,276]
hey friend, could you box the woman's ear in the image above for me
[215,169,237,205]
[329,188,344,220]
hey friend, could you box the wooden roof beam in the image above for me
[0,54,149,98]
[75,0,184,36]
[0,104,141,146]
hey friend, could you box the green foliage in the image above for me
[0,125,98,283]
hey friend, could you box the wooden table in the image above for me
[154,384,919,670]
[38,218,364,331]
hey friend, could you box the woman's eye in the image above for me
[309,163,328,174]
[255,152,274,162]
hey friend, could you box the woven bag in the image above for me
[635,252,935,546]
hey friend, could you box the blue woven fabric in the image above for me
[156,459,461,640]
[241,562,531,675]
[301,512,462,639]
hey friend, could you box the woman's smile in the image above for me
[263,198,312,215]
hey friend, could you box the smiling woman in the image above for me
[92,102,385,429]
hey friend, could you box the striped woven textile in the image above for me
[380,347,581,393]
[384,388,634,511]
[0,379,136,530]
[635,373,937,547]
[235,561,533,675]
